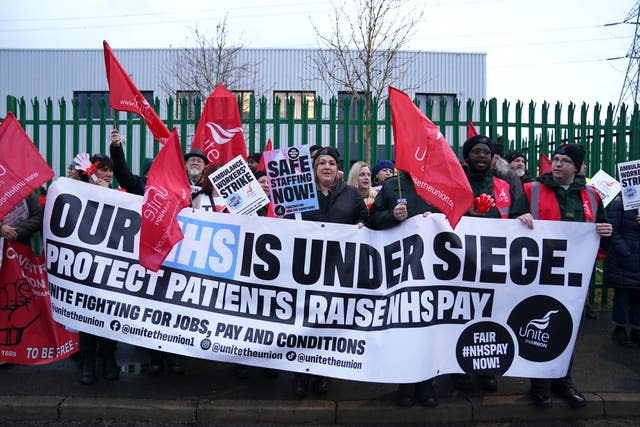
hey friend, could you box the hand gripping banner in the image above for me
[43,178,599,382]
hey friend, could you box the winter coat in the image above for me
[604,198,640,288]
[110,143,146,196]
[369,172,440,230]
[1,191,43,248]
[301,179,368,226]
[464,166,528,219]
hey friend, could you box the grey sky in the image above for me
[0,0,634,107]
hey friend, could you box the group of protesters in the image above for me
[6,128,640,412]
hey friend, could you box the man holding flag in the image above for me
[368,86,475,407]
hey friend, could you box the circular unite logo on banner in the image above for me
[506,295,573,362]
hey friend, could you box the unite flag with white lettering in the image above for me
[0,112,54,219]
[191,84,248,166]
[103,40,171,144]
[139,129,191,271]
[389,86,473,228]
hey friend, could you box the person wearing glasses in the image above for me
[517,144,613,408]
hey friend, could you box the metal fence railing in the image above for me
[5,94,638,306]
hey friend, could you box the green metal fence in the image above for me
[5,94,639,179]
[4,93,638,307]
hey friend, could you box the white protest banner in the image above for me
[263,145,317,217]
[43,178,599,383]
[589,169,621,208]
[617,159,640,211]
[209,155,269,215]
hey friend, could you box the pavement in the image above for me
[2,308,640,426]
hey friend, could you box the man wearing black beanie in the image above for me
[454,135,528,394]
[517,143,613,408]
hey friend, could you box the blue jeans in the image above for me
[612,288,640,330]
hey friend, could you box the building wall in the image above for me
[0,48,485,174]
[0,48,485,113]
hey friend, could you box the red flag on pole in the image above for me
[466,120,478,139]
[192,84,247,165]
[389,86,473,228]
[0,241,79,365]
[103,40,170,144]
[139,129,191,271]
[0,113,54,219]
[539,152,552,175]
[257,139,272,172]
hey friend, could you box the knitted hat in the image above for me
[462,135,494,159]
[371,160,394,178]
[253,170,267,180]
[506,151,526,164]
[313,146,340,163]
[553,144,584,171]
[184,148,209,165]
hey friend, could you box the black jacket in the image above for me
[109,143,146,196]
[301,180,368,226]
[604,198,640,288]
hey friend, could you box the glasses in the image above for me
[551,156,574,166]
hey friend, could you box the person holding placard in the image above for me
[293,146,368,399]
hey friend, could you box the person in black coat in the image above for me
[369,171,440,408]
[109,129,153,195]
[604,197,640,347]
[109,129,185,375]
[293,146,367,399]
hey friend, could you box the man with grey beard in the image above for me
[184,148,209,199]
[506,151,533,184]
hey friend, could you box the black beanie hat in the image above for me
[253,170,267,180]
[506,151,526,164]
[462,135,494,159]
[553,144,584,171]
[313,146,340,163]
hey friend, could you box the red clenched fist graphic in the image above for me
[0,279,40,345]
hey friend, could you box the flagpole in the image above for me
[397,173,403,200]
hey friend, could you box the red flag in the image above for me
[0,113,54,219]
[103,41,170,144]
[266,201,277,218]
[466,120,478,139]
[139,130,191,271]
[192,84,247,165]
[0,241,79,365]
[539,152,552,175]
[389,86,473,228]
[257,139,272,172]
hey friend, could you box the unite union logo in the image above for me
[205,122,243,145]
[518,309,558,348]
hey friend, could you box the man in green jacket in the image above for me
[518,143,612,408]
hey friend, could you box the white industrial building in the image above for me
[0,48,486,173]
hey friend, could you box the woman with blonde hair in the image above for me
[347,161,377,212]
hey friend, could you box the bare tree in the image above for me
[311,0,423,163]
[162,16,257,102]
